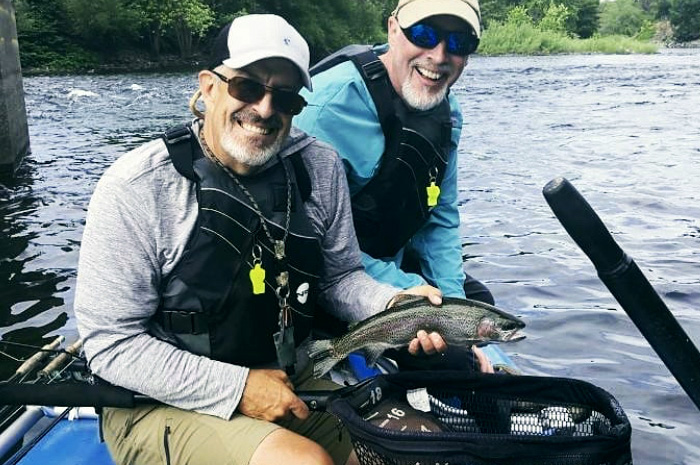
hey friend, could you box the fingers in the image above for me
[395,285,443,306]
[426,290,443,306]
[238,369,303,421]
[408,330,447,355]
[471,345,495,374]
[289,395,310,420]
[425,331,447,353]
[271,370,295,390]
[397,286,444,357]
[408,337,421,355]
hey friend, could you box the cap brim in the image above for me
[396,0,481,38]
[222,49,313,91]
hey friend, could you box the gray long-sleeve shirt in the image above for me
[74,124,398,420]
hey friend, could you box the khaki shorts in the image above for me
[101,367,352,465]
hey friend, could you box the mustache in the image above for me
[410,59,453,74]
[231,109,283,129]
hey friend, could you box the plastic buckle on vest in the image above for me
[163,310,206,335]
[164,126,191,145]
[361,59,386,81]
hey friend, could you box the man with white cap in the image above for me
[296,0,494,370]
[74,14,443,465]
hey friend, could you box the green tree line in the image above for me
[12,0,700,73]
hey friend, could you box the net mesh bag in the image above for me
[327,371,632,465]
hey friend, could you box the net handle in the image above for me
[543,177,700,413]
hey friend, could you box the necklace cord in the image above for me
[198,127,292,254]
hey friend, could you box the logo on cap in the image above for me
[283,37,291,45]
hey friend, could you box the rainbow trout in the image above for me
[307,296,525,378]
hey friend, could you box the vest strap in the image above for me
[289,152,311,202]
[160,310,207,335]
[350,50,397,145]
[163,124,198,181]
[358,54,386,81]
[310,45,397,150]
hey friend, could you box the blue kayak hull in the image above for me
[11,418,114,465]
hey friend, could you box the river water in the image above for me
[1,49,699,463]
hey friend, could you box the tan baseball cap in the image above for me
[393,0,482,38]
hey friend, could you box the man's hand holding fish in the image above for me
[386,285,492,372]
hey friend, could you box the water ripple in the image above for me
[2,54,699,463]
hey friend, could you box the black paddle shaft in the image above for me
[543,177,700,412]
[0,380,338,411]
[0,381,147,407]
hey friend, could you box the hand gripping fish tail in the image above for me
[307,297,525,378]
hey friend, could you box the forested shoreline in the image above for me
[13,0,700,74]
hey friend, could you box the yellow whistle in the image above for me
[427,182,440,207]
[250,263,266,295]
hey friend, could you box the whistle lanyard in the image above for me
[199,129,297,374]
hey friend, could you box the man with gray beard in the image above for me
[295,0,494,370]
[75,14,445,465]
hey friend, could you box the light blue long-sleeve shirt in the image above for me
[295,49,468,298]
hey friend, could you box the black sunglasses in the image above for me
[402,23,479,56]
[210,70,307,115]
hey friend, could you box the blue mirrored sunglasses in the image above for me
[402,23,479,56]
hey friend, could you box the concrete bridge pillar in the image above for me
[0,0,30,178]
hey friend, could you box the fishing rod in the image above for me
[0,375,345,410]
[0,338,87,463]
[37,339,85,381]
[3,336,65,384]
[0,379,148,408]
[0,337,335,409]
[0,341,368,411]
[0,336,67,430]
[542,177,700,412]
[0,338,131,408]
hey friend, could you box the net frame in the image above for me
[326,371,632,465]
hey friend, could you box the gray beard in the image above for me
[220,130,285,168]
[219,109,287,168]
[401,79,448,111]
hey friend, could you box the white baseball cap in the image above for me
[209,14,312,90]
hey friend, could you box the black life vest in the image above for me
[156,123,323,368]
[311,45,453,259]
